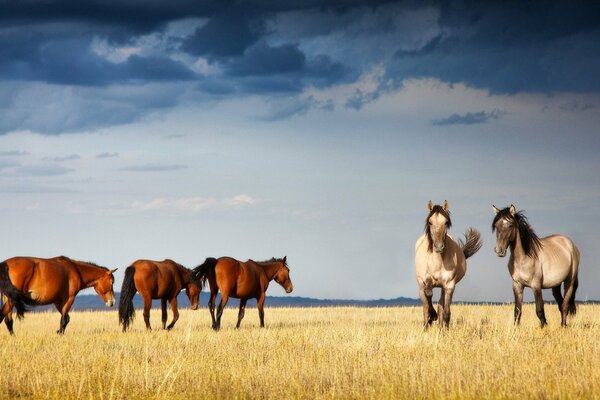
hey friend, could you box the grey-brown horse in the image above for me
[492,205,580,327]
[415,201,483,328]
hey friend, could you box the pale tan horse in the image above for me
[492,205,580,327]
[415,201,482,328]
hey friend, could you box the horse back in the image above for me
[130,259,182,298]
[215,257,263,299]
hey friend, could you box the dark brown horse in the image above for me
[193,256,293,330]
[118,259,201,332]
[0,256,117,334]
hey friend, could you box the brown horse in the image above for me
[193,256,293,330]
[0,256,117,334]
[118,259,201,332]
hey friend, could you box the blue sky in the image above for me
[0,1,599,301]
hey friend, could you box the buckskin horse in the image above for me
[118,259,201,332]
[193,256,293,330]
[0,256,117,334]
[415,201,483,328]
[492,205,580,327]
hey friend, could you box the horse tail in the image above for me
[568,244,580,315]
[193,257,218,288]
[0,261,32,319]
[461,227,483,259]
[118,266,137,332]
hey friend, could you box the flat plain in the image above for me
[1,304,599,399]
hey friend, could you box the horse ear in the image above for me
[109,268,118,274]
[283,256,287,264]
[492,205,500,215]
[509,204,516,215]
[427,200,433,211]
[442,200,449,211]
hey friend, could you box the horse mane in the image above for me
[492,207,542,258]
[172,260,201,286]
[424,205,452,253]
[256,257,288,268]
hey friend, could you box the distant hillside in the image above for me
[28,293,422,311]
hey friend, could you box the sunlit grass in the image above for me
[1,304,598,399]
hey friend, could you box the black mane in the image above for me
[424,205,452,253]
[492,207,542,258]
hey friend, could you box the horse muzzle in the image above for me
[434,243,445,253]
[494,247,507,257]
[105,299,115,307]
[286,285,294,294]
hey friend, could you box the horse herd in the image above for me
[0,201,580,335]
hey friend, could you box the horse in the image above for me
[0,256,117,334]
[415,201,483,328]
[492,205,580,327]
[118,259,201,332]
[193,256,293,330]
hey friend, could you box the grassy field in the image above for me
[1,304,599,399]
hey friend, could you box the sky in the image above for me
[0,0,599,302]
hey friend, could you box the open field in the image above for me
[1,304,599,399]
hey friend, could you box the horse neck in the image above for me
[174,263,193,286]
[259,262,281,280]
[71,261,106,288]
[510,229,528,261]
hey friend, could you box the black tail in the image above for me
[0,262,33,319]
[118,266,137,332]
[460,227,483,259]
[193,257,218,288]
[568,276,578,315]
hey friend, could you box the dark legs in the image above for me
[215,293,230,331]
[236,299,247,329]
[512,281,524,325]
[2,296,14,335]
[166,297,179,330]
[257,294,266,328]
[418,285,437,328]
[440,286,455,328]
[552,285,564,314]
[208,287,218,330]
[560,279,576,327]
[533,288,547,327]
[141,293,152,330]
[161,299,168,329]
[56,297,75,334]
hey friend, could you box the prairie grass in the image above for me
[1,304,599,399]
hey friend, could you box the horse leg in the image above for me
[533,287,547,327]
[56,297,75,334]
[166,297,179,330]
[418,284,436,328]
[441,286,455,328]
[208,286,218,330]
[552,285,564,314]
[141,293,152,331]
[257,294,266,328]
[437,288,446,327]
[215,293,229,331]
[160,299,168,330]
[2,296,14,335]
[512,281,524,325]
[236,298,247,329]
[560,279,576,327]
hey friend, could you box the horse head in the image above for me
[273,256,293,294]
[426,200,452,253]
[93,268,118,307]
[186,282,201,310]
[492,205,517,257]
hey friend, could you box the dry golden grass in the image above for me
[1,304,599,399]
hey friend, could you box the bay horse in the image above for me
[193,256,293,330]
[118,259,201,332]
[0,256,117,334]
[415,201,482,328]
[492,205,580,327]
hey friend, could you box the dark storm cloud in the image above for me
[96,152,119,159]
[0,0,598,135]
[390,1,600,94]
